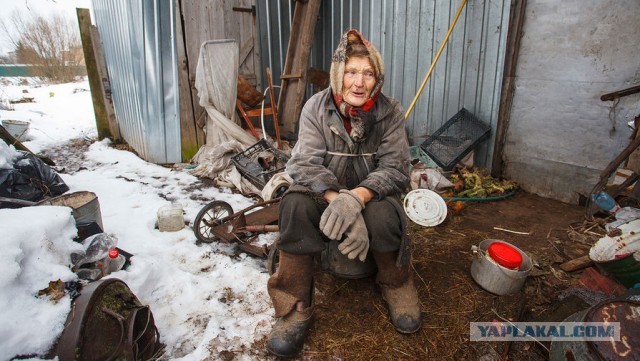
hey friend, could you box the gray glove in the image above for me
[319,189,365,240]
[338,213,370,262]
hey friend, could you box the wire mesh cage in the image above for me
[419,108,491,170]
[231,139,290,189]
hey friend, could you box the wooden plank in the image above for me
[180,0,225,145]
[277,0,322,135]
[491,0,527,178]
[178,0,261,147]
[559,255,593,272]
[89,26,120,142]
[600,85,640,101]
[174,0,200,160]
[76,8,111,140]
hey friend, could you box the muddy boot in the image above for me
[267,303,314,357]
[373,251,422,334]
[266,251,315,357]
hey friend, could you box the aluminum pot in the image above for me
[470,239,532,295]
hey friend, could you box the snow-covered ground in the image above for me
[0,77,275,360]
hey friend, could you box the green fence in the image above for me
[0,65,87,77]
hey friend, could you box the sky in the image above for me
[0,0,91,55]
[0,77,277,360]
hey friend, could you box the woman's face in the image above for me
[342,56,376,107]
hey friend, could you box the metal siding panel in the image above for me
[92,0,180,163]
[410,0,436,139]
[402,0,422,137]
[161,0,181,162]
[143,0,164,162]
[255,0,510,168]
[389,0,407,102]
[93,0,146,159]
[444,1,467,120]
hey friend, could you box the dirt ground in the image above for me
[256,190,607,361]
[46,139,612,360]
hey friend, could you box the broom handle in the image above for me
[404,0,469,121]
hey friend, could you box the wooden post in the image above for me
[277,0,321,136]
[175,0,201,161]
[76,8,112,140]
[89,26,120,141]
[491,0,527,178]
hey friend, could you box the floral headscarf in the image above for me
[330,29,385,142]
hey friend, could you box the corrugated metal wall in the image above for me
[257,0,510,169]
[92,0,180,163]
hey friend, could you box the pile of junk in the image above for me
[0,137,131,283]
[1,130,164,360]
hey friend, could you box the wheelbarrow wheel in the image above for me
[194,200,234,243]
[266,238,279,275]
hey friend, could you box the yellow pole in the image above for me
[404,0,469,121]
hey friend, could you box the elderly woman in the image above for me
[266,29,421,357]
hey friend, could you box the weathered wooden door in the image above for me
[177,0,260,158]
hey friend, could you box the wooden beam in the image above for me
[559,255,593,272]
[601,85,640,101]
[277,0,321,135]
[76,8,111,140]
[175,0,201,161]
[89,26,120,141]
[491,0,527,178]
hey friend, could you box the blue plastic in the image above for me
[591,191,620,214]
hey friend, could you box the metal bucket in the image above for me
[40,191,104,231]
[321,239,377,279]
[2,119,30,141]
[470,239,532,295]
[549,299,640,361]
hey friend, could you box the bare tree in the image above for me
[0,10,84,82]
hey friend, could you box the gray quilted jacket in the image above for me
[286,88,410,199]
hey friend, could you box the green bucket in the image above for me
[594,254,640,288]
[590,218,640,288]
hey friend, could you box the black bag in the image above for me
[0,150,69,204]
[56,278,164,361]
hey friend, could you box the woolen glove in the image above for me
[319,189,365,240]
[338,213,370,262]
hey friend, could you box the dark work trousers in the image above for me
[277,191,405,256]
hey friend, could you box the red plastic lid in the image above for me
[108,248,119,259]
[488,242,522,269]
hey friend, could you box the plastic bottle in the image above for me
[74,233,118,267]
[157,203,185,232]
[105,248,126,274]
[76,267,101,281]
[591,191,621,215]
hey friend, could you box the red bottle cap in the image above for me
[108,248,119,259]
[487,242,522,269]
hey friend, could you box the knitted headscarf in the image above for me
[330,29,385,142]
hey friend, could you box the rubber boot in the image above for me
[266,251,315,357]
[373,251,422,333]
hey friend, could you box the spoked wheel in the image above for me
[194,201,234,243]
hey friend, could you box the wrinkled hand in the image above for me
[319,189,365,240]
[338,214,369,262]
